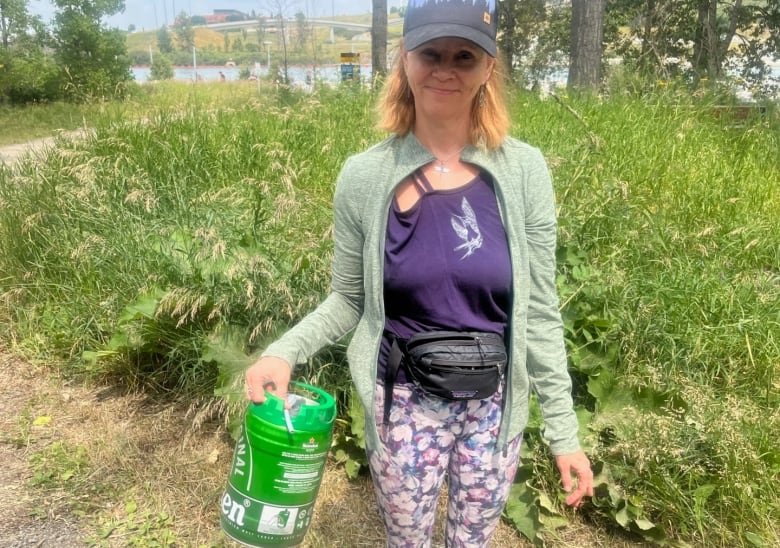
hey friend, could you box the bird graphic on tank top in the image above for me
[451,197,483,259]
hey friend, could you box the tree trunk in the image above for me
[639,0,657,74]
[371,0,387,82]
[499,0,517,79]
[568,0,606,91]
[693,0,720,79]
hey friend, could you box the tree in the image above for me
[294,10,310,50]
[498,0,570,86]
[1,0,34,49]
[568,0,606,91]
[173,10,194,51]
[150,54,174,80]
[0,1,56,103]
[608,0,780,96]
[51,0,132,101]
[157,25,173,54]
[261,0,300,85]
[371,0,388,81]
[497,0,546,82]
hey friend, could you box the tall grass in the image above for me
[0,83,777,546]
[0,81,268,146]
[0,85,377,389]
[512,90,779,545]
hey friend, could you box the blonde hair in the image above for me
[376,39,510,150]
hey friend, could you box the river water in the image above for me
[131,64,369,86]
[131,61,778,98]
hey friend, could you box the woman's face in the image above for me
[403,37,495,124]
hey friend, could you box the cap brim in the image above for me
[404,23,497,57]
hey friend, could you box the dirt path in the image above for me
[0,348,514,547]
[0,130,91,167]
[0,351,84,546]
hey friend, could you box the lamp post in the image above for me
[263,40,272,74]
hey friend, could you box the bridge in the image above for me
[199,17,403,33]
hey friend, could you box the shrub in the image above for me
[150,55,174,81]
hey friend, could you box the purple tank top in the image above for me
[379,169,511,382]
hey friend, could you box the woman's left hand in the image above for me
[554,449,594,508]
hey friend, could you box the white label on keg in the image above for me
[284,471,318,480]
[257,504,298,535]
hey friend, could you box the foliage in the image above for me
[156,25,173,54]
[510,90,779,545]
[29,441,90,489]
[0,0,55,103]
[0,0,38,48]
[0,1,136,103]
[606,0,780,98]
[51,0,133,102]
[498,0,571,85]
[331,387,369,479]
[90,498,177,546]
[150,54,174,81]
[0,45,60,103]
[173,10,194,52]
[0,84,778,546]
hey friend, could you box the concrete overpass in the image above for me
[199,17,403,33]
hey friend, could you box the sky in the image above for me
[27,1,407,32]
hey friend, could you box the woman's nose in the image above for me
[432,60,455,78]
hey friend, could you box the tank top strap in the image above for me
[412,169,435,194]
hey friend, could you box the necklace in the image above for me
[432,146,467,174]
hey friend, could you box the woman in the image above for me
[246,1,593,545]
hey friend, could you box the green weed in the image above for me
[29,441,90,489]
[89,497,177,547]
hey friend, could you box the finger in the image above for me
[246,384,266,403]
[565,469,594,507]
[271,381,290,408]
[558,465,573,493]
[245,371,268,403]
[255,377,290,408]
[565,482,586,506]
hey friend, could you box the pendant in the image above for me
[433,163,450,174]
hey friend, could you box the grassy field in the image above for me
[0,82,777,546]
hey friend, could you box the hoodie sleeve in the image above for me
[523,148,581,456]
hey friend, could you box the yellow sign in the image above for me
[340,52,360,64]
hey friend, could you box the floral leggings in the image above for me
[367,383,522,548]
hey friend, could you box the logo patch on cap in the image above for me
[484,12,491,25]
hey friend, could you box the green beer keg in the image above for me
[221,382,336,547]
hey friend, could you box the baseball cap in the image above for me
[403,0,499,57]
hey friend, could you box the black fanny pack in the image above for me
[384,331,507,423]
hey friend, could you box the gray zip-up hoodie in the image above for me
[262,132,581,456]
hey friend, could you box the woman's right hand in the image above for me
[245,356,292,404]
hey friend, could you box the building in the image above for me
[204,10,249,24]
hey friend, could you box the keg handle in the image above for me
[283,409,295,434]
[259,381,295,434]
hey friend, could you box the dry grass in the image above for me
[0,347,644,547]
